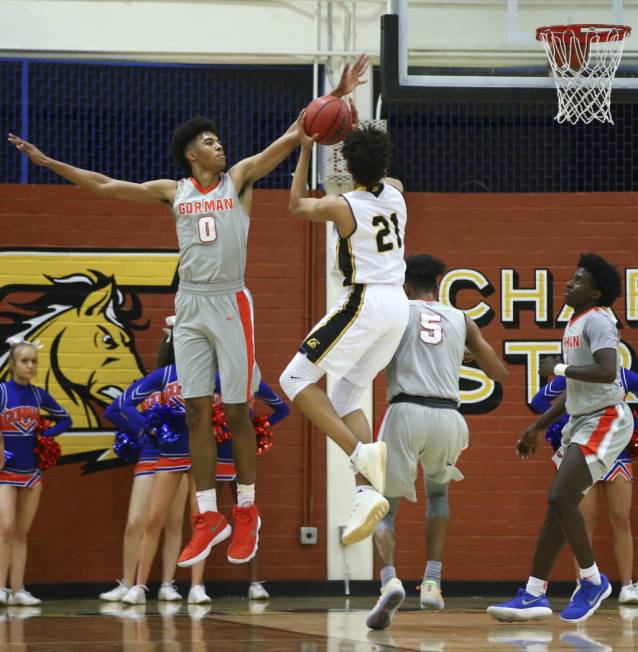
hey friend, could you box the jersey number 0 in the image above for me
[198,216,217,243]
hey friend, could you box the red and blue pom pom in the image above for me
[144,403,184,445]
[34,417,61,471]
[112,431,142,462]
[211,402,274,454]
[545,414,569,452]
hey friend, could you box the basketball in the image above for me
[303,95,352,145]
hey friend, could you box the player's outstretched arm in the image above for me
[464,317,508,384]
[287,116,353,234]
[229,117,301,193]
[8,133,176,204]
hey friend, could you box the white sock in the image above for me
[580,563,601,585]
[380,565,396,588]
[525,576,547,597]
[196,489,217,514]
[349,442,362,471]
[355,484,373,494]
[425,561,442,587]
[237,483,255,507]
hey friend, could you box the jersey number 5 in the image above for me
[198,216,217,243]
[420,313,442,345]
[373,213,402,252]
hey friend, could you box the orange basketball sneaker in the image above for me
[177,511,232,567]
[227,504,261,564]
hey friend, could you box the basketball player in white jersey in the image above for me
[280,118,409,545]
[366,254,507,630]
[488,253,633,624]
[6,53,369,568]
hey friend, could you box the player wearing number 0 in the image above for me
[366,255,507,630]
[8,55,368,567]
[280,113,409,544]
[488,253,633,624]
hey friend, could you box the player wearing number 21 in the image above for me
[280,113,409,545]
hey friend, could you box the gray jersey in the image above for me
[171,174,249,285]
[386,300,467,404]
[563,308,624,416]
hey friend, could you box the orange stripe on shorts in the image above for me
[235,290,255,401]
[580,406,617,456]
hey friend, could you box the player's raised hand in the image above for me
[295,110,318,149]
[8,133,49,166]
[516,424,542,459]
[333,54,369,97]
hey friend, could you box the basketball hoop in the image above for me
[536,24,631,125]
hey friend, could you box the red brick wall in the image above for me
[376,192,638,583]
[1,186,636,585]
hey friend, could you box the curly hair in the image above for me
[341,125,392,188]
[170,116,219,174]
[578,253,622,307]
[405,254,447,291]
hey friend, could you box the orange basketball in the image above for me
[303,96,352,146]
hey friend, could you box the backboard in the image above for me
[381,0,638,102]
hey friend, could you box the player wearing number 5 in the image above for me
[280,118,410,545]
[366,255,507,630]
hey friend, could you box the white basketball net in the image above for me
[319,119,388,195]
[537,25,631,125]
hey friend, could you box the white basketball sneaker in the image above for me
[100,580,131,602]
[353,442,387,494]
[158,581,182,601]
[248,582,270,600]
[8,588,41,606]
[341,489,389,545]
[366,578,405,630]
[121,585,148,605]
[420,580,444,610]
[620,582,638,604]
[188,584,212,605]
[0,588,9,606]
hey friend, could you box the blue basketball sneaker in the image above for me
[487,589,552,622]
[560,574,611,623]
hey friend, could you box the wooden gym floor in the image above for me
[1,596,636,651]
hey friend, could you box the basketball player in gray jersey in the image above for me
[366,255,507,630]
[6,53,369,570]
[488,254,633,624]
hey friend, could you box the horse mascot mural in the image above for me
[0,271,147,444]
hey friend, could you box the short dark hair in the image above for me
[405,254,447,291]
[157,334,175,367]
[170,116,218,174]
[578,252,622,307]
[341,126,392,188]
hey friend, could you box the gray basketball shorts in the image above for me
[174,285,260,402]
[553,402,633,483]
[377,402,469,502]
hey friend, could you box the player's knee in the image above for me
[331,378,366,418]
[224,402,250,429]
[609,509,631,532]
[279,353,324,401]
[376,496,400,532]
[426,482,450,519]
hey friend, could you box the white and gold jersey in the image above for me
[330,183,407,286]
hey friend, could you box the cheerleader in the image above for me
[0,339,71,606]
[531,366,638,603]
[100,375,187,603]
